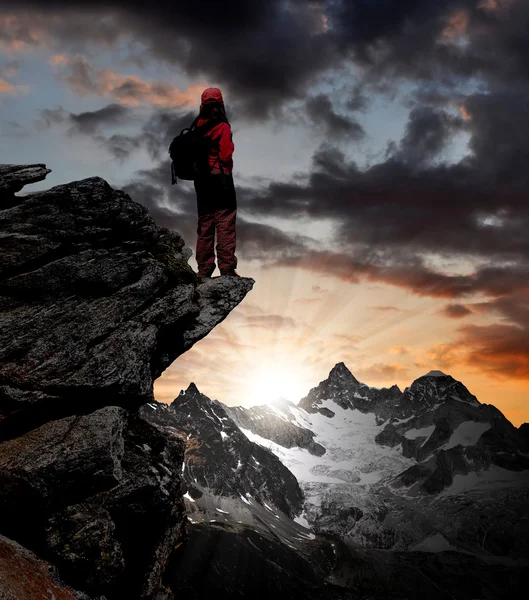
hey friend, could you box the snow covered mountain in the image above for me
[141,366,529,598]
[140,384,348,599]
[228,363,529,557]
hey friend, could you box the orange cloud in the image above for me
[388,345,410,355]
[441,303,473,319]
[457,103,472,121]
[0,15,46,51]
[0,77,29,96]
[459,323,529,381]
[50,55,69,66]
[356,362,409,383]
[52,55,206,107]
[442,10,469,40]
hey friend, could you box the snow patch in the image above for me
[183,492,195,503]
[294,515,311,529]
[438,466,529,497]
[220,431,229,441]
[404,425,436,444]
[444,421,491,449]
[215,508,229,514]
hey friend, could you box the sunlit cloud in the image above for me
[441,10,469,41]
[0,14,46,51]
[388,345,410,355]
[356,362,409,384]
[51,55,206,107]
[0,77,29,95]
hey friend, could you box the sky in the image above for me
[1,0,528,426]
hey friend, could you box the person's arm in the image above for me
[218,123,234,167]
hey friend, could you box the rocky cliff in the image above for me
[0,164,254,599]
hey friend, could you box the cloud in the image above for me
[0,2,340,120]
[305,93,365,140]
[388,345,411,355]
[372,305,400,312]
[268,251,529,299]
[36,104,133,133]
[419,290,529,382]
[441,303,473,318]
[0,14,46,51]
[240,314,297,329]
[51,55,205,107]
[356,362,409,383]
[0,77,29,95]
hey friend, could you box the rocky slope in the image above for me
[233,363,529,559]
[144,380,529,600]
[0,164,254,600]
[141,383,304,519]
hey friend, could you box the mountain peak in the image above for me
[423,370,448,378]
[186,382,200,394]
[329,362,359,383]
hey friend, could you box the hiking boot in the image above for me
[221,269,240,277]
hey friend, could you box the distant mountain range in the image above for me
[141,363,529,599]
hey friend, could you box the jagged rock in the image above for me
[0,405,186,599]
[142,386,304,519]
[0,164,51,207]
[298,362,401,418]
[0,533,89,600]
[227,398,326,456]
[0,165,254,440]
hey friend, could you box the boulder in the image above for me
[0,165,254,440]
[0,164,254,599]
[0,405,186,599]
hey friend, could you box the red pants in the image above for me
[194,172,237,276]
[196,208,237,275]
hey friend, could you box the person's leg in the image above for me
[196,213,216,276]
[194,178,216,276]
[215,208,237,274]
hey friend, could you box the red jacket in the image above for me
[196,119,234,174]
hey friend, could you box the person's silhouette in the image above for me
[193,87,239,279]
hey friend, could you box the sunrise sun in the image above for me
[241,363,308,406]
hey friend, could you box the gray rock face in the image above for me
[0,164,254,600]
[141,385,304,519]
[227,398,326,456]
[0,406,186,599]
[0,165,254,440]
[298,362,401,420]
[0,164,51,201]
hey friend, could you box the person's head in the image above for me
[199,87,229,124]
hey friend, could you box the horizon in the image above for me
[1,0,528,426]
[158,362,526,428]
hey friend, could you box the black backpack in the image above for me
[169,116,218,185]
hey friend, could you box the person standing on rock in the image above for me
[193,87,239,279]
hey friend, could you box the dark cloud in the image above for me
[269,251,529,299]
[442,303,473,318]
[393,106,465,166]
[305,93,365,139]
[35,104,132,135]
[1,1,339,120]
